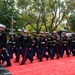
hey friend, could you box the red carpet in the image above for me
[6,55,75,75]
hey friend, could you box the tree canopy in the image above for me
[0,0,75,33]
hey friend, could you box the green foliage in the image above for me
[17,0,68,33]
[26,25,33,34]
[17,0,30,9]
[0,0,19,28]
[0,0,75,33]
[68,14,75,31]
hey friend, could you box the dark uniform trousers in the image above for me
[39,36,49,61]
[39,47,48,61]
[71,41,75,56]
[20,35,33,65]
[32,35,39,59]
[20,47,33,64]
[61,36,69,57]
[15,34,24,62]
[51,36,61,59]
[0,31,11,66]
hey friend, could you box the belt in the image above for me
[33,41,35,43]
[12,42,16,44]
[53,40,56,43]
[63,41,67,43]
[72,41,75,42]
[40,42,45,44]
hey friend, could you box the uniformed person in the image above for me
[51,31,61,59]
[20,29,33,65]
[45,32,52,58]
[14,29,23,62]
[71,33,75,56]
[61,32,70,57]
[45,32,49,53]
[12,34,17,58]
[38,31,49,62]
[68,34,72,55]
[8,33,15,59]
[47,33,53,58]
[0,24,11,66]
[32,30,39,59]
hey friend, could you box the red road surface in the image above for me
[6,55,75,75]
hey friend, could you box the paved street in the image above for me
[6,55,75,75]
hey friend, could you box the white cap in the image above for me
[33,30,36,33]
[9,32,15,35]
[45,32,49,34]
[24,29,28,33]
[62,32,66,34]
[0,24,6,28]
[40,31,44,34]
[53,31,57,34]
[18,29,22,32]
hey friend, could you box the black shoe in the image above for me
[19,63,25,65]
[38,60,42,62]
[36,58,39,60]
[46,57,49,60]
[5,63,11,67]
[67,55,70,57]
[14,60,19,63]
[51,57,54,60]
[30,59,34,63]
[60,55,63,58]
[56,57,59,59]
[73,54,75,56]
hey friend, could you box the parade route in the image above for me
[6,55,75,75]
[0,0,75,75]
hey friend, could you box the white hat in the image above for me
[0,24,6,28]
[18,29,22,32]
[33,30,36,33]
[62,32,66,34]
[45,32,49,34]
[24,29,28,33]
[40,31,44,34]
[53,31,57,34]
[9,32,15,35]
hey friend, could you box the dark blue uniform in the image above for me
[32,34,39,58]
[8,36,13,59]
[61,35,70,57]
[0,31,11,66]
[8,35,16,59]
[20,35,33,65]
[48,34,53,58]
[14,33,24,62]
[71,34,75,56]
[51,35,60,59]
[38,35,49,62]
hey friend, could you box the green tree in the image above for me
[17,0,69,33]
[67,14,75,31]
[0,0,19,29]
[17,0,75,33]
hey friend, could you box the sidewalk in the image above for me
[0,64,11,75]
